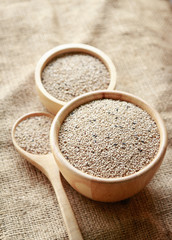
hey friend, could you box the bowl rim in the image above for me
[50,90,168,183]
[35,43,117,107]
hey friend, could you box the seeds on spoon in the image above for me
[15,115,53,155]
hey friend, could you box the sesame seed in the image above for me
[15,116,52,155]
[41,53,110,102]
[58,99,160,178]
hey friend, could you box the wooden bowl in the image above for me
[35,44,117,115]
[50,90,167,202]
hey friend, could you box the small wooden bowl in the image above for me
[50,90,167,202]
[35,44,117,115]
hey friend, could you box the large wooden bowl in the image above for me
[35,44,117,115]
[50,90,167,202]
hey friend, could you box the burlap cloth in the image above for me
[0,0,172,239]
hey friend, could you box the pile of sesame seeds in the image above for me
[15,115,53,155]
[58,99,160,178]
[41,53,110,102]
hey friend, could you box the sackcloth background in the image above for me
[0,0,172,239]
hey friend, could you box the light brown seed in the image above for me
[58,99,160,178]
[42,53,110,101]
[15,116,52,155]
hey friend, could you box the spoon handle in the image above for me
[40,154,83,240]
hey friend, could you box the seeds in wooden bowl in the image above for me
[15,115,52,155]
[58,99,160,178]
[41,53,110,102]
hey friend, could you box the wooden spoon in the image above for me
[12,112,83,240]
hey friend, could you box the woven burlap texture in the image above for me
[0,0,172,239]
